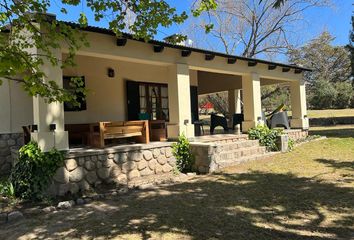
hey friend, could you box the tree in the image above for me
[1,0,220,103]
[187,0,328,108]
[260,0,288,8]
[289,31,352,109]
[289,31,351,86]
[187,0,328,58]
[350,14,354,87]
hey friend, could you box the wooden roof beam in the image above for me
[248,60,257,67]
[205,54,215,61]
[227,58,237,64]
[116,38,127,46]
[153,45,164,53]
[268,64,277,70]
[282,67,290,72]
[181,50,192,57]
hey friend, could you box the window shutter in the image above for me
[126,80,140,120]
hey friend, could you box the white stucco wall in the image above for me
[63,55,197,124]
[0,79,33,134]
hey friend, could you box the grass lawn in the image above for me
[0,130,353,239]
[310,124,354,138]
[307,109,354,119]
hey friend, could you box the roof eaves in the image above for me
[60,21,312,72]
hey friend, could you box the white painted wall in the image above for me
[0,79,33,134]
[63,55,175,124]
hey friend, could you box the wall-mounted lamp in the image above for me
[107,68,115,78]
[49,124,56,131]
[304,115,308,118]
[31,124,38,132]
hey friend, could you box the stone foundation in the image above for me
[48,143,176,196]
[286,130,308,141]
[190,137,268,174]
[0,133,24,175]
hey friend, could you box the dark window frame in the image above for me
[137,82,169,121]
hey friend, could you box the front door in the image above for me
[126,80,169,121]
[126,80,199,123]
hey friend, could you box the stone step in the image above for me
[219,145,267,160]
[195,134,248,143]
[217,140,260,151]
[216,152,278,169]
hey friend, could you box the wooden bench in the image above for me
[89,120,150,148]
[65,124,91,145]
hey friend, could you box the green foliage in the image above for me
[248,125,283,151]
[289,31,352,109]
[172,134,194,173]
[287,138,295,152]
[261,85,290,111]
[309,79,337,109]
[334,82,354,109]
[0,0,198,103]
[0,181,15,198]
[9,141,64,200]
[308,80,354,109]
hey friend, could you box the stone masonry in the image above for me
[48,143,176,196]
[0,133,23,175]
[286,130,308,141]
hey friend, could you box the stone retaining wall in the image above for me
[309,116,354,126]
[286,130,308,141]
[190,143,219,174]
[48,143,176,196]
[0,133,23,175]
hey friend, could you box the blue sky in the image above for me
[49,0,352,47]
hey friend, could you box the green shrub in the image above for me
[9,141,64,200]
[287,138,295,151]
[248,125,284,151]
[0,181,15,198]
[172,134,194,173]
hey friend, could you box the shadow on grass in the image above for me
[315,159,354,171]
[2,171,353,240]
[309,127,354,138]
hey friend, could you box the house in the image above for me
[0,15,310,188]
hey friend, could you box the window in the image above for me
[63,76,87,111]
[138,83,169,121]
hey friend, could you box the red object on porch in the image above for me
[201,102,214,109]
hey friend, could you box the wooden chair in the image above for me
[210,114,228,134]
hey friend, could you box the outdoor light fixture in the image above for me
[49,124,56,131]
[31,124,38,132]
[107,68,115,78]
[304,115,308,118]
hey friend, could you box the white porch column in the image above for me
[30,48,69,151]
[228,89,242,114]
[242,73,263,132]
[235,89,242,114]
[290,80,309,129]
[167,64,194,139]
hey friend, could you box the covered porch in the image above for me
[26,22,310,151]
